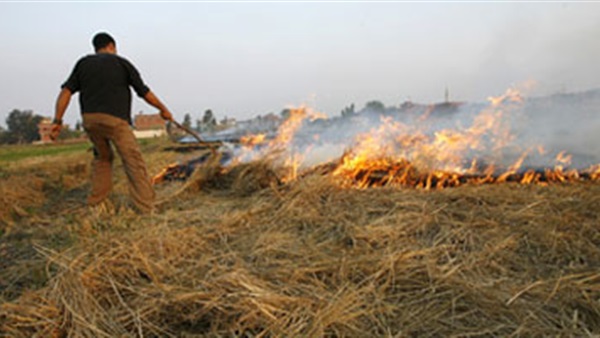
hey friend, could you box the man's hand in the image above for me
[160,109,173,121]
[50,123,62,141]
[143,91,173,121]
[53,88,72,140]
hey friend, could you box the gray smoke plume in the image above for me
[226,88,600,174]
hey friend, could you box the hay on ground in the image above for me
[1,159,600,337]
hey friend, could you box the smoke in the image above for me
[518,89,600,168]
[225,85,599,176]
[254,87,600,173]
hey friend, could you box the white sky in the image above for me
[1,1,599,127]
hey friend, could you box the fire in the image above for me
[487,87,524,107]
[334,89,516,180]
[240,133,267,147]
[591,165,600,180]
[271,108,312,148]
[234,107,327,182]
[555,151,572,167]
[329,88,598,188]
[153,87,600,189]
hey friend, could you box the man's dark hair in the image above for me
[92,32,116,51]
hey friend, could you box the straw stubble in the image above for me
[1,159,599,336]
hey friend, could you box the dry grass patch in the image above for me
[1,158,599,336]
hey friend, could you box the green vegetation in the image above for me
[0,138,156,164]
[1,109,44,144]
[0,142,91,163]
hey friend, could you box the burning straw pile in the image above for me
[153,89,600,190]
[1,164,599,336]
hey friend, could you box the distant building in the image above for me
[37,117,82,144]
[220,117,237,127]
[37,118,54,143]
[133,112,166,138]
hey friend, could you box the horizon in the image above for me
[1,2,600,128]
[10,85,600,130]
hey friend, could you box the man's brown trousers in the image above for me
[83,113,155,213]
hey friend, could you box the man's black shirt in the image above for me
[62,53,150,124]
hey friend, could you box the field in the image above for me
[0,138,599,337]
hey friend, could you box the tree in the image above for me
[341,103,356,117]
[182,113,192,129]
[0,126,8,144]
[202,109,216,127]
[364,100,386,114]
[4,109,43,144]
[280,109,292,120]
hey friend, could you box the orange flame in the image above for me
[234,107,327,181]
[240,133,266,147]
[328,88,598,188]
[154,87,600,188]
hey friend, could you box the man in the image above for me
[52,32,173,214]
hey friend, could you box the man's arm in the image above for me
[143,91,174,121]
[50,88,72,140]
[121,58,174,121]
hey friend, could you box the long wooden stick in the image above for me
[170,119,204,143]
[169,119,221,157]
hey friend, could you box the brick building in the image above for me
[37,118,82,144]
[37,118,54,143]
[133,112,166,138]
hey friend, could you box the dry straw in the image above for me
[1,158,599,337]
